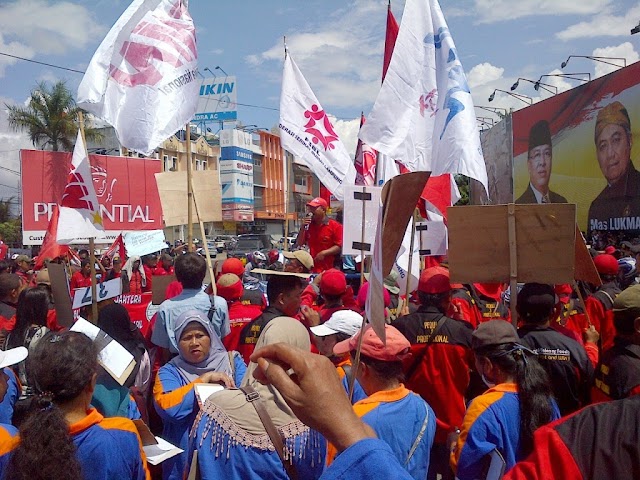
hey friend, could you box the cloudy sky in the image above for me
[1,0,639,207]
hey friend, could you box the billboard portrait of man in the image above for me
[515,120,567,204]
[588,101,640,235]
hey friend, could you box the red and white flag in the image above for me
[56,130,105,244]
[77,0,199,155]
[279,51,356,201]
[35,205,69,270]
[354,113,377,186]
[101,233,127,262]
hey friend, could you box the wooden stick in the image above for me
[186,123,194,252]
[191,177,216,296]
[283,148,292,252]
[349,185,369,402]
[507,203,518,326]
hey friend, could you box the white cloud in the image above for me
[0,0,105,56]
[592,43,639,78]
[557,5,640,40]
[0,97,30,212]
[473,0,611,23]
[467,63,505,88]
[0,34,35,77]
[245,2,388,110]
[330,115,361,157]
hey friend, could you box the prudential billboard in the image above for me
[193,76,237,122]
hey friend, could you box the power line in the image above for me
[0,165,20,175]
[0,52,84,74]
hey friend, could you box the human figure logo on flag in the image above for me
[304,105,339,151]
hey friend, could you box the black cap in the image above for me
[528,120,552,151]
[517,283,556,322]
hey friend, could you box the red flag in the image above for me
[418,175,453,220]
[35,205,70,270]
[101,233,126,262]
[354,113,378,186]
[382,2,399,81]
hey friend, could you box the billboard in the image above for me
[512,61,640,242]
[21,150,163,245]
[218,130,254,222]
[193,76,237,122]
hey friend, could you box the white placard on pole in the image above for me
[342,185,382,256]
[416,220,448,256]
[124,230,168,258]
[72,278,122,309]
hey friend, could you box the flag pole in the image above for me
[186,123,194,252]
[349,185,369,401]
[77,111,99,322]
[190,177,217,295]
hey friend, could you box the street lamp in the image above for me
[204,67,216,78]
[511,77,557,95]
[239,124,258,131]
[488,89,533,105]
[536,73,591,89]
[631,21,640,35]
[215,66,229,76]
[475,105,508,118]
[476,116,495,126]
[561,55,626,69]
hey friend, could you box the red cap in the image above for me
[320,268,347,296]
[216,273,243,301]
[357,281,391,309]
[418,266,451,294]
[333,325,410,362]
[268,249,279,264]
[222,258,245,277]
[594,254,619,275]
[554,283,572,296]
[307,197,328,208]
[604,246,616,255]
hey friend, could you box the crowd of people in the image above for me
[0,196,638,479]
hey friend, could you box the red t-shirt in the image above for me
[304,218,343,273]
[0,243,7,261]
[70,271,92,290]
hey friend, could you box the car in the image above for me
[278,236,298,248]
[214,235,237,253]
[230,234,272,261]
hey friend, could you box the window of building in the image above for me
[171,156,177,170]
[196,159,201,171]
[202,161,208,170]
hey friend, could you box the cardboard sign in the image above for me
[447,203,576,284]
[152,274,177,305]
[72,278,122,309]
[124,230,168,258]
[71,317,135,385]
[155,170,222,227]
[342,186,382,256]
[48,263,74,328]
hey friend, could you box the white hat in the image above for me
[310,310,363,337]
[0,346,28,369]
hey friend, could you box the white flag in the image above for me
[57,130,105,244]
[77,0,199,156]
[279,53,356,201]
[359,0,488,192]
[393,223,420,297]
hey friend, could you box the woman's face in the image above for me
[178,322,211,364]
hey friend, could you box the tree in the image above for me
[6,81,102,152]
[0,198,21,245]
[455,174,470,206]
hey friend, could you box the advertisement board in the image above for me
[21,150,163,245]
[193,76,237,122]
[512,61,640,243]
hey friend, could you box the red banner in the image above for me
[21,150,163,245]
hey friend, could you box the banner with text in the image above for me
[21,150,163,245]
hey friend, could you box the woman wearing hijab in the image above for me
[188,317,326,480]
[154,310,246,480]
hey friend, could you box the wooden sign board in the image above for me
[48,262,74,328]
[448,203,576,285]
[574,225,602,286]
[155,170,222,227]
[152,274,176,305]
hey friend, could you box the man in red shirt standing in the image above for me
[0,235,8,261]
[295,197,343,273]
[70,259,92,290]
